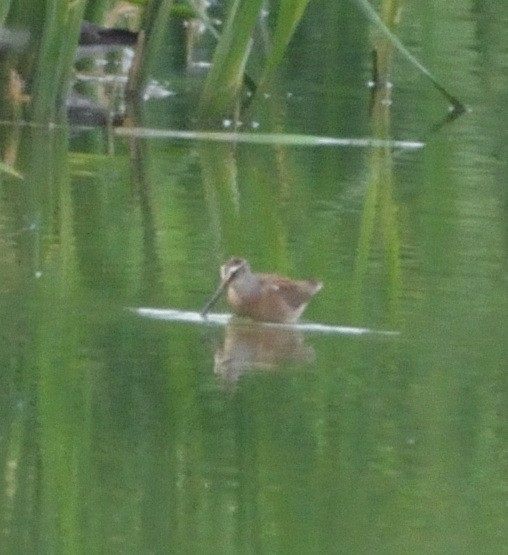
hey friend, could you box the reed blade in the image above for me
[198,0,263,118]
[353,0,466,113]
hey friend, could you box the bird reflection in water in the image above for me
[213,321,315,384]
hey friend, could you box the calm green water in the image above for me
[1,2,507,554]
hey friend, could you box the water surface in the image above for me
[0,2,507,554]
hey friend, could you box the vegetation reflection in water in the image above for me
[0,0,506,554]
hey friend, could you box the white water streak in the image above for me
[132,308,399,337]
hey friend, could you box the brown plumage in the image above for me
[201,257,322,323]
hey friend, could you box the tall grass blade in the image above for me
[128,0,173,94]
[31,0,86,122]
[353,0,466,113]
[198,0,263,118]
[186,0,220,40]
[255,0,310,93]
[116,126,424,149]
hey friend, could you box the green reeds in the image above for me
[352,0,403,328]
[254,0,310,96]
[197,0,311,119]
[198,0,263,119]
[127,0,173,96]
[30,0,86,122]
[353,0,465,113]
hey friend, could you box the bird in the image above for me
[201,257,322,323]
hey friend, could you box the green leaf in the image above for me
[258,0,310,90]
[198,0,263,118]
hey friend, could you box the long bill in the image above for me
[201,278,229,317]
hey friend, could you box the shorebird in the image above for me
[201,257,322,323]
